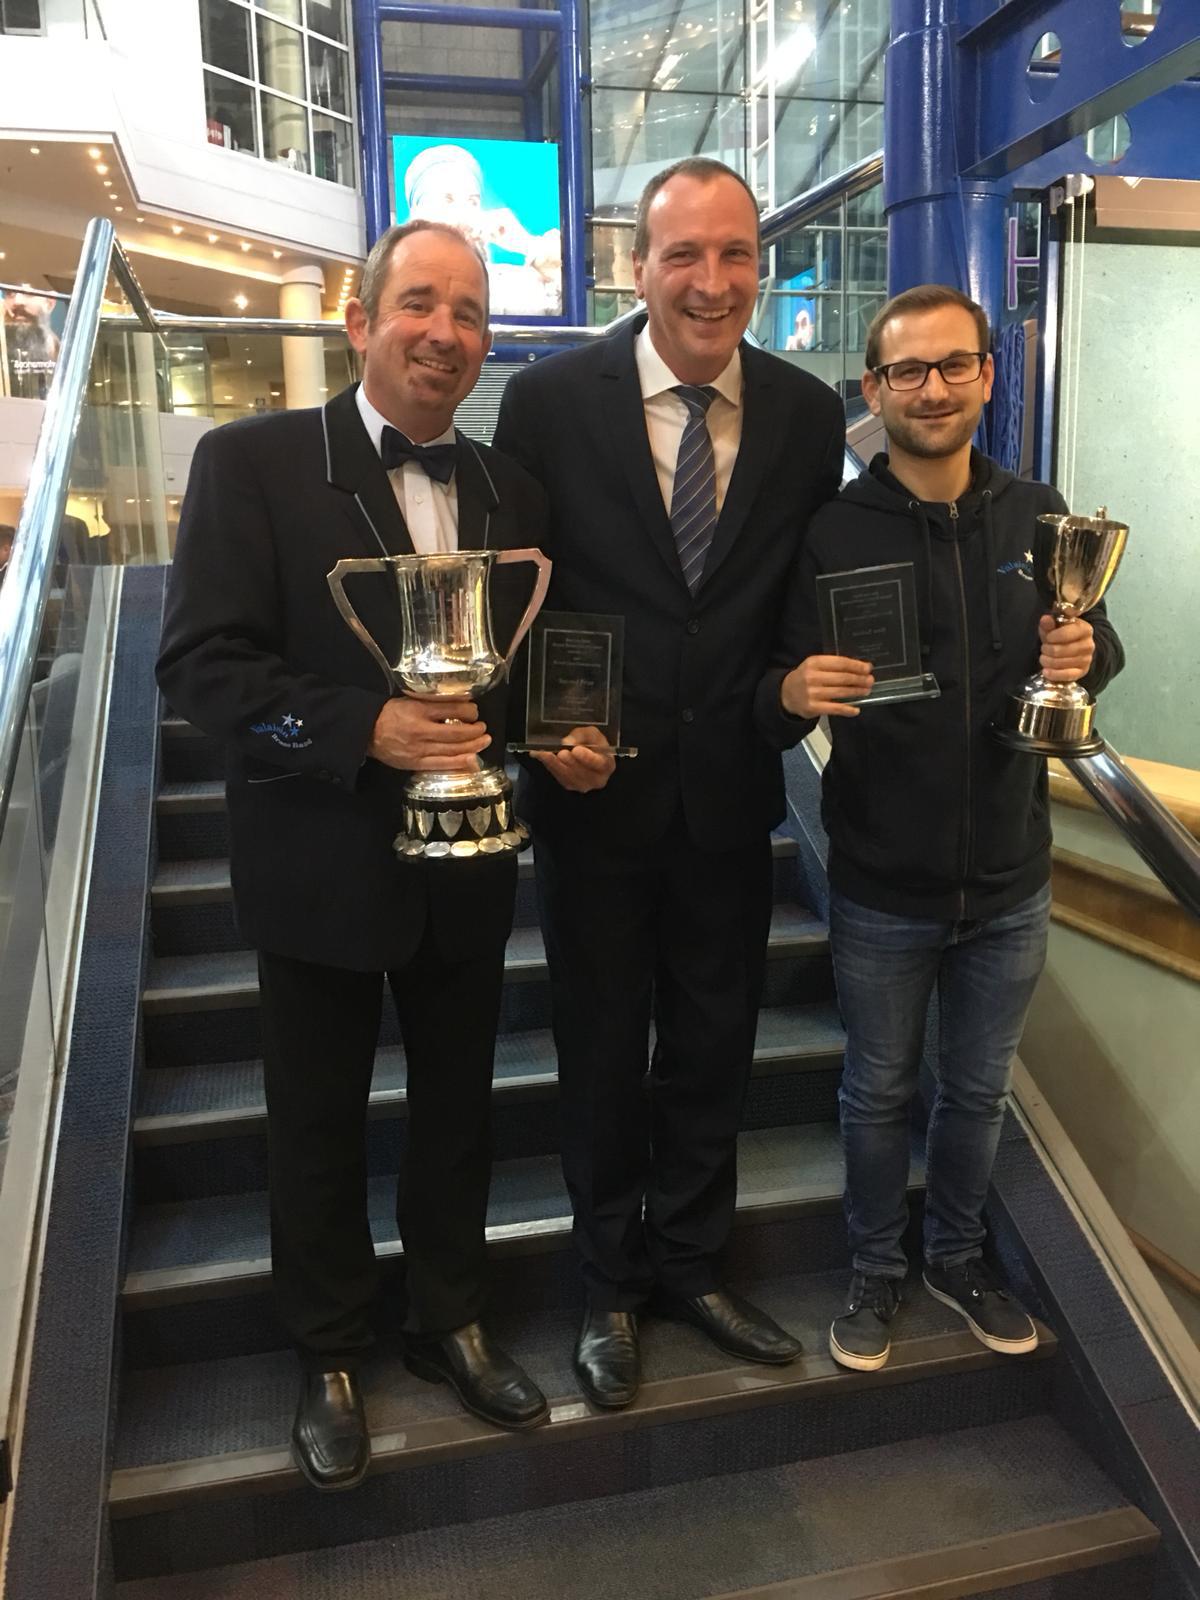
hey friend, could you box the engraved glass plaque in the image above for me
[815,562,939,705]
[508,610,638,756]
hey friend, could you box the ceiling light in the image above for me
[240,241,251,251]
[114,205,124,212]
[87,146,101,159]
[0,252,5,261]
[223,394,233,400]
[136,216,144,223]
[233,293,249,309]
[271,249,282,259]
[103,180,112,187]
[96,163,109,175]
[171,225,184,235]
[30,146,40,155]
[772,22,817,85]
[207,232,219,243]
[246,358,252,364]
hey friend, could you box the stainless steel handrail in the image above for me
[1065,744,1200,920]
[760,150,884,246]
[99,305,645,343]
[0,217,116,841]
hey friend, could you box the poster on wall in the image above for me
[392,135,563,319]
[0,288,68,400]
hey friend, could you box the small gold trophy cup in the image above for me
[994,506,1127,756]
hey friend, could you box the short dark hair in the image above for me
[633,158,761,259]
[865,285,990,371]
[357,219,490,324]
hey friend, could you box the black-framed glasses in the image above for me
[872,352,988,392]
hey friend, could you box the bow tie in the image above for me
[380,425,458,484]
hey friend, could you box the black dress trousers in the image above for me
[258,921,508,1370]
[534,820,774,1310]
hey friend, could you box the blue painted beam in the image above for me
[383,71,526,95]
[1010,77,1200,189]
[378,2,562,30]
[558,0,587,324]
[957,0,1200,177]
[354,0,391,245]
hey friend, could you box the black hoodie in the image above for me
[756,450,1124,920]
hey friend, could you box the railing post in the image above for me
[355,0,391,248]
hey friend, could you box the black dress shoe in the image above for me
[574,1307,640,1410]
[291,1369,370,1491]
[405,1321,549,1431]
[659,1287,802,1365]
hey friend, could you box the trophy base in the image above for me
[394,766,530,861]
[992,680,1103,756]
[845,672,940,707]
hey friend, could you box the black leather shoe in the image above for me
[405,1321,549,1431]
[659,1287,802,1365]
[574,1307,640,1410]
[291,1369,370,1491]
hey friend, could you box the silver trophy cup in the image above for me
[327,548,551,860]
[994,506,1127,756]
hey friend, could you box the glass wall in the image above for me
[198,0,355,185]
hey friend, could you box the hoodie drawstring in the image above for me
[909,500,935,661]
[982,490,1001,651]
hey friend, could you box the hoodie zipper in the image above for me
[949,500,971,920]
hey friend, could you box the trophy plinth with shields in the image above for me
[994,507,1127,757]
[327,548,550,860]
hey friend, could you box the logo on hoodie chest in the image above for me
[996,549,1034,582]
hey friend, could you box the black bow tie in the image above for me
[380,425,458,484]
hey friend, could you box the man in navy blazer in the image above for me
[494,158,845,1407]
[157,221,550,1490]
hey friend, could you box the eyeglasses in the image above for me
[872,352,987,392]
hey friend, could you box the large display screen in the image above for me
[392,135,563,319]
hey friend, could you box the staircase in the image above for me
[107,713,1162,1597]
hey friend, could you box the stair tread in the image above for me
[135,1003,846,1130]
[126,1122,902,1287]
[111,1268,1047,1479]
[143,902,828,1011]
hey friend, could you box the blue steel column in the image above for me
[559,0,587,325]
[885,0,1008,335]
[354,0,391,246]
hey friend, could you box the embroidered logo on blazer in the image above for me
[250,713,313,750]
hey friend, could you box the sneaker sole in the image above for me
[922,1275,1039,1355]
[829,1328,890,1372]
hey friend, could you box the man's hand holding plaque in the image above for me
[528,724,618,792]
[812,561,939,707]
[507,609,639,763]
[780,655,875,719]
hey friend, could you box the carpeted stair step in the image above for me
[149,832,803,953]
[110,1383,1120,1590]
[132,1002,847,1202]
[160,716,222,785]
[141,902,833,1068]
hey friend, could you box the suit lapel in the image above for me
[322,384,414,557]
[695,342,781,596]
[600,318,682,585]
[454,431,500,550]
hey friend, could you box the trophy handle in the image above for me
[327,557,395,685]
[495,547,553,676]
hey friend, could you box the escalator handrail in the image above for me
[1065,744,1200,921]
[759,150,883,246]
[0,216,119,840]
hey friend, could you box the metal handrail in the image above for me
[0,217,116,842]
[1065,745,1200,920]
[760,150,883,246]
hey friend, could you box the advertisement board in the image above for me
[392,136,563,318]
[0,288,67,399]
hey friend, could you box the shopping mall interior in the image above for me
[0,0,1197,1595]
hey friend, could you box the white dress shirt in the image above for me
[635,324,744,515]
[355,384,459,554]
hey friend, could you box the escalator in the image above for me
[1,220,1198,1600]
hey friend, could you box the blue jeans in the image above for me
[829,883,1051,1278]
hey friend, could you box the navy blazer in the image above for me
[494,315,845,853]
[157,383,549,971]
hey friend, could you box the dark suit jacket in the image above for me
[493,315,845,853]
[157,383,549,972]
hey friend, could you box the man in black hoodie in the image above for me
[758,284,1123,1373]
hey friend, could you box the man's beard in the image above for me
[888,406,979,460]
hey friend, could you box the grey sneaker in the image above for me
[923,1258,1038,1355]
[829,1272,903,1372]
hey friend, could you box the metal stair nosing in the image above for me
[106,1320,1059,1520]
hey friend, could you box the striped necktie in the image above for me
[669,384,718,593]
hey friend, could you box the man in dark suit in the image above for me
[493,158,845,1408]
[157,220,551,1492]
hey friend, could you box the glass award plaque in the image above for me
[816,562,939,705]
[507,610,639,757]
